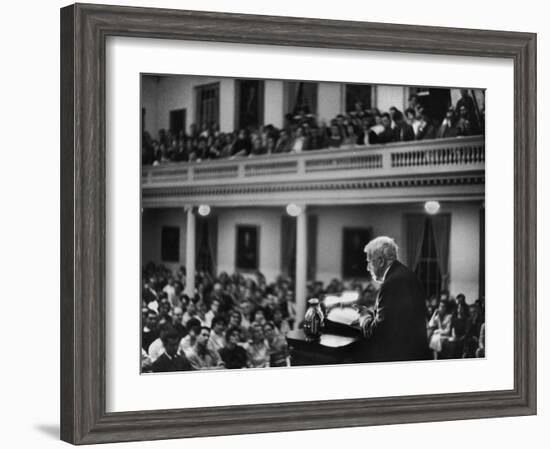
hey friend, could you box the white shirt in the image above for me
[381,261,394,283]
[147,337,165,362]
[162,284,177,306]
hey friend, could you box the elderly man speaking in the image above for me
[355,236,430,362]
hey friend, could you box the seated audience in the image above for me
[142,310,160,352]
[327,124,343,148]
[171,306,188,341]
[152,329,193,373]
[437,107,458,138]
[142,91,485,166]
[204,298,221,328]
[219,327,249,369]
[208,315,227,353]
[415,105,437,140]
[264,321,289,367]
[272,307,291,335]
[390,108,415,142]
[178,318,202,357]
[463,303,484,357]
[456,105,477,136]
[245,323,270,368]
[290,126,308,152]
[186,326,225,370]
[449,302,469,358]
[141,262,485,371]
[428,300,453,359]
[227,309,248,342]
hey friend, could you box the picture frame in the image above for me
[235,225,260,271]
[60,3,536,445]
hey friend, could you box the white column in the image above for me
[264,80,284,128]
[219,78,236,132]
[317,82,343,124]
[295,205,308,327]
[375,85,407,113]
[185,206,196,298]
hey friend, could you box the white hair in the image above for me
[364,236,398,262]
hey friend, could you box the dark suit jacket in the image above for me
[151,353,193,373]
[360,261,430,362]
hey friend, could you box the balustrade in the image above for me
[142,136,484,187]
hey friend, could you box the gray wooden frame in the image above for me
[60,3,536,444]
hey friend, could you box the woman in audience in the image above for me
[342,124,358,145]
[228,309,248,342]
[328,124,343,148]
[290,126,308,152]
[428,300,453,359]
[264,321,289,367]
[207,315,227,354]
[274,129,291,153]
[272,307,291,335]
[177,318,202,358]
[245,323,270,368]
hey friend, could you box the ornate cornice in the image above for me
[142,173,484,201]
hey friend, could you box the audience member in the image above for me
[245,323,270,368]
[218,327,248,369]
[178,318,202,357]
[152,329,193,373]
[208,315,227,353]
[428,300,453,359]
[142,310,160,352]
[171,306,188,341]
[264,321,289,367]
[187,326,225,370]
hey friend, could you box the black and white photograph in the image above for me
[140,75,486,373]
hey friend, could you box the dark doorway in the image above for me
[411,87,452,123]
[345,84,372,113]
[342,228,372,278]
[169,108,186,136]
[161,226,180,262]
[285,81,318,115]
[236,225,259,271]
[195,83,220,129]
[236,79,264,130]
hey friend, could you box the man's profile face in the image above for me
[366,252,384,282]
[197,329,210,347]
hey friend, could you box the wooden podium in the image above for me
[286,319,368,366]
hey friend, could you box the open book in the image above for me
[324,291,361,326]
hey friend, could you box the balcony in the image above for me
[142,135,485,207]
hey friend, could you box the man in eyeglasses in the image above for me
[355,236,430,363]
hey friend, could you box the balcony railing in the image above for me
[142,135,484,188]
